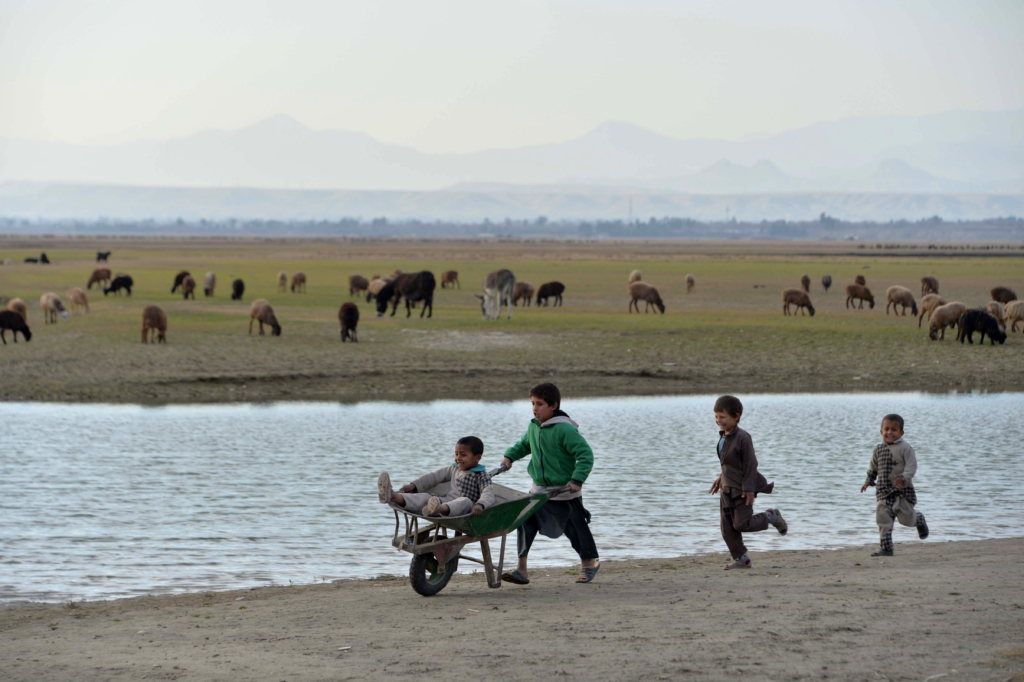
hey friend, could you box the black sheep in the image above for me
[536,281,565,306]
[957,309,1007,345]
[339,302,359,342]
[104,275,134,296]
[231,279,245,301]
[40,253,50,264]
[375,271,435,318]
[0,310,32,344]
[96,251,111,262]
[171,270,190,294]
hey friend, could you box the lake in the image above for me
[1,393,1022,602]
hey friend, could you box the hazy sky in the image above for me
[2,0,1022,153]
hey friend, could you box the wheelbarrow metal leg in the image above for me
[498,532,506,582]
[480,539,501,588]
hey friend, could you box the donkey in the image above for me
[476,269,516,320]
[375,271,436,318]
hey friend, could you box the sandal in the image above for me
[576,561,600,583]
[501,569,530,585]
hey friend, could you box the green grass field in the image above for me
[1,238,1021,403]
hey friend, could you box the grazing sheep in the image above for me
[957,309,1006,345]
[66,287,89,315]
[477,269,516,320]
[800,274,810,293]
[339,301,359,342]
[103,275,133,296]
[204,272,216,297]
[885,286,918,317]
[1004,300,1024,333]
[536,281,565,307]
[845,284,875,309]
[277,271,288,293]
[24,257,38,263]
[171,270,190,294]
[249,299,282,336]
[782,289,815,316]
[40,292,69,324]
[917,293,947,328]
[928,302,966,341]
[87,267,112,289]
[685,274,695,294]
[628,282,665,314]
[440,270,460,289]
[990,286,1018,304]
[181,275,196,300]
[628,269,642,284]
[0,309,32,343]
[96,251,111,262]
[6,297,28,324]
[920,276,939,295]
[366,277,390,304]
[291,272,307,293]
[855,274,866,286]
[40,253,50,264]
[821,275,832,292]
[986,301,1006,332]
[141,305,168,344]
[513,282,535,306]
[231,278,245,301]
[349,275,369,297]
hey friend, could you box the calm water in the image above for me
[1,394,1022,602]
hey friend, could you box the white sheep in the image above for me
[917,293,946,328]
[885,286,918,317]
[928,302,966,341]
[1004,300,1024,333]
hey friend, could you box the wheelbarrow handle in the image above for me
[487,465,573,497]
[487,464,509,477]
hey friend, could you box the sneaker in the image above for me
[917,518,929,540]
[423,496,443,516]
[377,472,393,504]
[769,508,788,536]
[871,550,894,557]
[725,556,752,570]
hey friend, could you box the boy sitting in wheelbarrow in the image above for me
[377,436,494,517]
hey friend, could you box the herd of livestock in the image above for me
[0,250,1020,349]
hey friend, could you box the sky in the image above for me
[1,0,1023,153]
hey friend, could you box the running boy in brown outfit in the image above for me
[708,395,787,569]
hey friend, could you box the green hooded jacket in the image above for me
[503,412,594,488]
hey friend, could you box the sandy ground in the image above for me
[3,538,1023,682]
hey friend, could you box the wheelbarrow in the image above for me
[389,466,569,596]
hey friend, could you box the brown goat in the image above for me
[629,282,665,314]
[855,274,866,286]
[141,305,168,343]
[6,297,28,324]
[278,271,288,293]
[920,276,939,295]
[349,275,369,297]
[87,267,112,290]
[917,293,946,328]
[685,274,695,294]
[928,302,966,341]
[66,287,90,314]
[990,286,1018,304]
[800,274,810,293]
[885,286,918,317]
[40,293,69,324]
[440,270,460,289]
[845,284,874,309]
[513,282,535,306]
[291,272,307,293]
[782,289,815,316]
[339,301,359,342]
[181,275,196,300]
[249,299,281,336]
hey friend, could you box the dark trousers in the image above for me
[517,497,599,561]
[720,489,770,560]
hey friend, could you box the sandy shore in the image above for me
[3,539,1023,682]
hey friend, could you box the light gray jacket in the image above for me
[867,439,918,488]
[409,466,496,509]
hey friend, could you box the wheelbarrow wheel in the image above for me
[409,552,459,596]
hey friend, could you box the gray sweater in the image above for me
[409,466,496,509]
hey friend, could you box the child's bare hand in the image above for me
[894,475,904,488]
[399,484,416,493]
[709,476,721,495]
[471,504,484,516]
[742,491,755,507]
[860,482,870,493]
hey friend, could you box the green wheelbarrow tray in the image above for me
[389,466,569,595]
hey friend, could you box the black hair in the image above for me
[530,382,561,408]
[882,414,904,430]
[456,436,484,456]
[714,395,743,418]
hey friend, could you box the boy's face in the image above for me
[531,396,558,423]
[454,443,482,470]
[715,410,739,434]
[881,420,904,444]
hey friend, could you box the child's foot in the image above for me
[377,472,393,504]
[766,508,788,535]
[423,496,443,516]
[725,556,752,570]
[871,549,894,557]
[917,518,929,540]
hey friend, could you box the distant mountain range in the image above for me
[1,110,1022,195]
